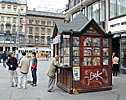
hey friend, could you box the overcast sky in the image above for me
[27,0,68,12]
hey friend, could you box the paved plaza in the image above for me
[0,60,126,100]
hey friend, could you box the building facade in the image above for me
[26,10,65,56]
[0,0,27,52]
[0,0,65,58]
[65,0,126,72]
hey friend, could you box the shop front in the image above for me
[108,16,126,74]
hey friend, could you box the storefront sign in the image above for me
[73,67,80,82]
[108,16,126,33]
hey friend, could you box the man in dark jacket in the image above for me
[7,52,18,87]
[2,51,7,68]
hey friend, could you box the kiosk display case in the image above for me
[52,13,112,93]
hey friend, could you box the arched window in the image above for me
[1,24,4,32]
[12,25,16,33]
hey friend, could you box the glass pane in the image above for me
[110,0,116,18]
[87,5,92,20]
[73,37,79,46]
[92,57,100,66]
[92,38,100,46]
[84,47,92,56]
[100,0,105,21]
[103,48,109,56]
[63,38,70,47]
[73,47,79,56]
[92,48,100,56]
[73,57,79,66]
[117,0,126,16]
[92,1,100,22]
[84,37,92,46]
[83,57,92,66]
[64,57,69,66]
[103,39,108,47]
[64,48,69,56]
[103,57,108,65]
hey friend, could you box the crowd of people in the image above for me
[0,50,59,92]
[0,51,38,89]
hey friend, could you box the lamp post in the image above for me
[15,9,20,59]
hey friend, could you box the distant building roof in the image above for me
[27,10,65,19]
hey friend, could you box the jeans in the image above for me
[31,68,37,85]
[3,60,6,68]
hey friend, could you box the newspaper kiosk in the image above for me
[52,13,112,93]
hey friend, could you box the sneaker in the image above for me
[23,87,27,89]
[17,86,21,89]
[32,84,37,87]
[47,89,54,92]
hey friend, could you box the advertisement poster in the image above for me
[73,67,80,82]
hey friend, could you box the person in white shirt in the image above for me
[112,53,119,76]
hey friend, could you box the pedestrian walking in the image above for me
[47,55,59,92]
[112,53,119,76]
[6,52,18,87]
[17,52,30,89]
[31,52,38,87]
[2,51,7,68]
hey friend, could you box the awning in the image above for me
[113,33,126,38]
[113,34,120,38]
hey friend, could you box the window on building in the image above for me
[7,17,11,22]
[1,16,4,22]
[35,37,39,44]
[41,36,45,44]
[20,9,23,14]
[47,28,51,35]
[41,21,46,25]
[29,19,33,24]
[35,27,39,34]
[1,6,5,12]
[41,28,45,35]
[87,5,92,20]
[100,0,105,21]
[92,2,100,22]
[19,36,24,43]
[29,27,33,34]
[47,36,50,45]
[47,21,51,26]
[13,17,16,23]
[11,36,16,43]
[1,24,4,32]
[5,34,11,41]
[29,36,33,44]
[6,24,11,31]
[12,25,16,33]
[0,35,4,42]
[87,0,105,23]
[110,0,126,19]
[19,26,22,32]
[35,20,39,25]
[13,6,17,13]
[8,5,11,12]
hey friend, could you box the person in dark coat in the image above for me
[2,51,7,68]
[7,52,18,87]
